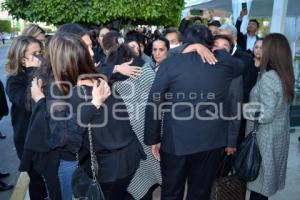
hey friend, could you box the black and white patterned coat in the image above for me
[114,63,162,199]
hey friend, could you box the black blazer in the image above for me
[235,19,259,52]
[144,50,245,155]
[225,75,243,148]
[233,47,259,103]
[6,69,33,157]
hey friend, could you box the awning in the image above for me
[188,0,300,17]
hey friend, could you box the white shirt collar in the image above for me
[246,34,257,51]
[231,43,238,55]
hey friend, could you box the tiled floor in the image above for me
[270,129,300,200]
[5,129,300,200]
[153,128,300,200]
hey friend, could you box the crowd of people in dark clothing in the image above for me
[0,8,295,200]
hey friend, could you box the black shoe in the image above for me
[0,131,6,139]
[0,181,13,191]
[0,172,9,179]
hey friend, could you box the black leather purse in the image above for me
[234,112,262,182]
[210,156,246,200]
[72,86,105,200]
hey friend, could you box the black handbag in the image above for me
[234,112,262,182]
[72,165,105,200]
[0,80,8,118]
[72,86,105,200]
[210,156,246,200]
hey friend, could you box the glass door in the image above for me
[290,36,300,127]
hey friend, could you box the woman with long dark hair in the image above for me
[28,32,111,200]
[101,31,143,79]
[246,33,295,200]
[125,35,142,58]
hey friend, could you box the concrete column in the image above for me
[270,0,289,33]
[231,0,253,34]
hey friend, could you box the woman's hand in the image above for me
[225,147,237,156]
[95,61,101,68]
[183,44,218,65]
[114,60,143,78]
[24,56,41,68]
[31,77,45,102]
[91,79,111,109]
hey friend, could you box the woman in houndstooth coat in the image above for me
[102,31,162,199]
[245,33,295,200]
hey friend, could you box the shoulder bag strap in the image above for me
[81,86,99,183]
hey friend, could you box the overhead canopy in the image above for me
[188,0,300,17]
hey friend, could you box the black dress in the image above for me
[71,85,145,200]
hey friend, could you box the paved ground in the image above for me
[270,129,300,200]
[0,42,299,200]
[0,43,21,200]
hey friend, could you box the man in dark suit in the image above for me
[219,24,258,103]
[219,24,259,145]
[235,9,260,53]
[144,25,244,200]
[212,34,243,154]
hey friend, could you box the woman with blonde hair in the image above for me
[6,36,47,200]
[253,38,263,68]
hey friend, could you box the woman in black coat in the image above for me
[5,36,47,200]
[31,33,144,200]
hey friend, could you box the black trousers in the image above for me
[160,148,224,200]
[27,168,48,200]
[250,191,268,200]
[101,174,134,200]
[125,183,159,200]
[141,184,159,200]
[15,142,48,200]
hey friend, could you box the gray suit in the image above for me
[246,70,290,197]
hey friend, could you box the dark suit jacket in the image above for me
[235,19,259,52]
[225,75,243,147]
[144,50,245,155]
[6,70,32,148]
[232,47,259,146]
[233,47,259,103]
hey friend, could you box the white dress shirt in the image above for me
[246,34,257,51]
